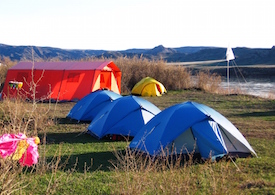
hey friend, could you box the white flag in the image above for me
[226,46,235,61]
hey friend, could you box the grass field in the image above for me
[1,90,275,194]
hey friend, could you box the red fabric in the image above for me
[2,61,121,101]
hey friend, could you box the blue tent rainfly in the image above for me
[129,101,257,160]
[87,96,161,139]
[67,89,122,122]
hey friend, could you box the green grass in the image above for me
[44,132,127,172]
[2,90,275,194]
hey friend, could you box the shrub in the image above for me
[115,56,193,94]
[196,70,222,93]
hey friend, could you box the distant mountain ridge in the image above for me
[0,43,275,65]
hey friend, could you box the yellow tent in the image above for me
[131,77,167,96]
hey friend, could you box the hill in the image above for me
[1,43,275,65]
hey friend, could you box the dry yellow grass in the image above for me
[110,145,248,195]
[114,56,194,94]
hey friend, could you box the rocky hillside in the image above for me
[1,43,275,65]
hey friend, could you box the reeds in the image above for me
[196,70,222,93]
[115,56,194,94]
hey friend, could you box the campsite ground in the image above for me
[2,90,275,194]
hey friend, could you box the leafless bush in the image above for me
[0,54,74,195]
[0,158,29,195]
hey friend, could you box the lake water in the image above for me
[220,78,275,99]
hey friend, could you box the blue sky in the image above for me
[0,0,274,50]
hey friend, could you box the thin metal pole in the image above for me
[227,60,229,94]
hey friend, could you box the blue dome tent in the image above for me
[67,89,121,122]
[129,101,257,160]
[87,96,161,139]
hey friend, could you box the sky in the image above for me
[0,0,274,50]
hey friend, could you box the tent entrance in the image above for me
[141,83,161,96]
[169,128,199,155]
[219,125,252,157]
[100,71,111,90]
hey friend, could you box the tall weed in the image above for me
[0,158,29,195]
[110,146,248,194]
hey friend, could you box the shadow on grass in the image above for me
[54,117,90,125]
[41,131,110,145]
[236,110,275,118]
[40,132,125,172]
[39,118,129,173]
[57,150,120,172]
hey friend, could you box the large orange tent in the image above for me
[2,61,121,101]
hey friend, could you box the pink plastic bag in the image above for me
[0,133,40,166]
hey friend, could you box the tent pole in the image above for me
[227,60,229,94]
